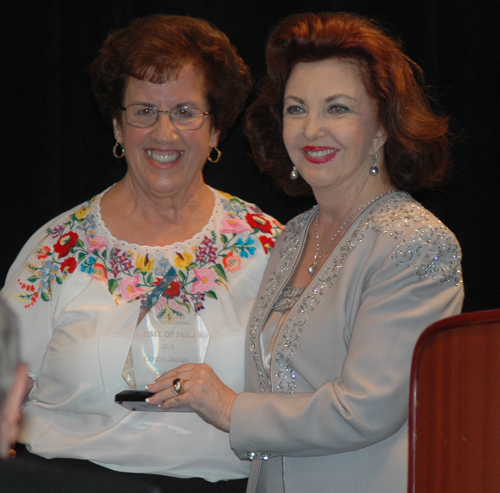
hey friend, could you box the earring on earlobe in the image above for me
[369,152,379,176]
[290,165,299,180]
[207,147,222,163]
[113,142,125,159]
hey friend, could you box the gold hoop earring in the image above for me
[207,146,221,163]
[113,142,125,159]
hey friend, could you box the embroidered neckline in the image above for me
[93,186,220,252]
[11,190,282,312]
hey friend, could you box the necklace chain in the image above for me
[307,190,397,275]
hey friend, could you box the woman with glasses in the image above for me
[1,15,280,492]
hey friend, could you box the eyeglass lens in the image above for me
[124,105,206,129]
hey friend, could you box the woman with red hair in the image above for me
[1,14,281,492]
[147,12,463,492]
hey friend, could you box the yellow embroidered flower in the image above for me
[74,206,90,220]
[10,292,27,303]
[135,253,155,272]
[164,305,174,321]
[173,251,193,270]
[218,190,233,200]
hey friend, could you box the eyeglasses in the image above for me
[120,104,213,130]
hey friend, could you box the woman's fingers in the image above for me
[144,363,236,432]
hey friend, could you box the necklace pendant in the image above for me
[307,262,317,275]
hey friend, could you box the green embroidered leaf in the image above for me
[41,291,50,302]
[102,250,108,260]
[178,270,186,281]
[176,300,191,312]
[220,233,228,244]
[76,239,84,248]
[146,273,153,285]
[55,276,63,285]
[78,252,86,263]
[206,290,217,300]
[214,264,227,282]
[134,268,141,275]
[27,276,39,283]
[108,279,119,294]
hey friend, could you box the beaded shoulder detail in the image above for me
[349,194,462,283]
[249,192,462,393]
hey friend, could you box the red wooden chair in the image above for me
[408,309,500,492]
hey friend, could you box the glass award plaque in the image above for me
[118,267,209,408]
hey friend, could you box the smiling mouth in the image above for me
[147,150,182,163]
[304,148,338,158]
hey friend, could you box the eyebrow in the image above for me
[284,95,305,104]
[127,101,200,109]
[325,94,357,103]
[284,94,357,103]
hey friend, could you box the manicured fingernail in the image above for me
[145,398,151,403]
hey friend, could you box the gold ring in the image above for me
[173,378,184,395]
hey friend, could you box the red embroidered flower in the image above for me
[259,235,275,254]
[53,232,79,259]
[245,213,272,234]
[222,251,242,272]
[60,257,77,274]
[91,263,108,281]
[36,246,51,260]
[163,280,181,299]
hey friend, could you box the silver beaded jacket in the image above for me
[229,191,464,493]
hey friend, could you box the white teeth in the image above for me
[305,149,337,157]
[147,150,181,163]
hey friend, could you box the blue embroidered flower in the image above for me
[80,256,96,274]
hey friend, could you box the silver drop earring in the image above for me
[290,165,299,180]
[369,153,379,176]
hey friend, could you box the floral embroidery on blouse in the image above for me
[12,192,282,312]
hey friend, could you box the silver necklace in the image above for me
[307,189,397,275]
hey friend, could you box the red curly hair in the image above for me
[246,12,450,195]
[89,15,252,142]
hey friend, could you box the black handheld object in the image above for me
[115,390,193,412]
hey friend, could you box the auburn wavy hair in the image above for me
[89,15,251,142]
[246,12,451,195]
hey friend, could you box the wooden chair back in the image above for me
[408,309,500,492]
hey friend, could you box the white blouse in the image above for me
[1,187,282,481]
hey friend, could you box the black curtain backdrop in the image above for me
[2,1,498,313]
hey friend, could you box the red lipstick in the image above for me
[301,146,338,164]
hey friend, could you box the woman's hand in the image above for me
[145,363,237,433]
